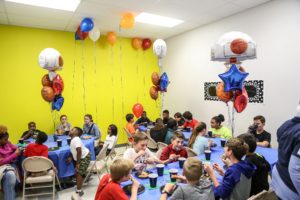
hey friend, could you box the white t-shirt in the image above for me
[70,136,89,161]
[123,148,155,165]
[104,135,116,149]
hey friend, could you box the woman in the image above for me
[83,114,101,139]
[56,115,71,135]
[0,125,20,200]
[188,122,210,155]
[95,124,118,156]
[210,114,232,139]
[150,118,167,143]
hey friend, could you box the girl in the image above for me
[187,122,211,155]
[56,115,71,135]
[210,114,232,139]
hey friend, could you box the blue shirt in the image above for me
[164,128,174,144]
[192,136,209,155]
[83,123,101,139]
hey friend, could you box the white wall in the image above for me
[163,0,300,147]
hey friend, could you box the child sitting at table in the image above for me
[187,122,211,155]
[95,124,118,156]
[125,113,139,142]
[237,133,271,196]
[123,133,161,171]
[160,131,188,163]
[160,157,214,200]
[182,111,199,130]
[204,138,255,200]
[94,158,140,200]
[67,127,91,197]
[23,132,48,158]
[210,114,232,139]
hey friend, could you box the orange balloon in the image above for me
[216,82,233,102]
[151,72,160,86]
[120,12,135,29]
[107,32,117,46]
[132,38,142,50]
[149,86,159,100]
[41,74,52,87]
[231,39,248,54]
[41,86,55,102]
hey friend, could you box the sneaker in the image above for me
[76,190,84,197]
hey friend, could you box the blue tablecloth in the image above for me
[120,137,278,200]
[24,135,95,178]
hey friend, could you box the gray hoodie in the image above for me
[169,179,214,200]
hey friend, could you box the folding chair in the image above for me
[185,147,198,157]
[145,131,158,151]
[22,156,61,200]
[247,190,278,200]
[157,142,168,150]
[84,143,109,184]
[105,135,119,160]
[124,128,133,149]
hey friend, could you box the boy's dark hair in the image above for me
[133,132,148,143]
[167,118,177,129]
[254,115,265,124]
[183,111,193,120]
[60,115,67,120]
[174,112,182,118]
[126,113,134,122]
[171,131,185,141]
[237,133,257,153]
[109,124,118,136]
[36,132,48,144]
[163,110,169,115]
[85,114,93,122]
[226,138,248,160]
[73,127,83,136]
[212,114,225,125]
[28,122,36,127]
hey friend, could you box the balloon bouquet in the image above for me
[38,48,65,111]
[211,31,257,133]
[75,17,101,42]
[149,39,170,100]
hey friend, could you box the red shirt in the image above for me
[95,174,128,200]
[23,143,48,158]
[160,144,188,162]
[183,119,199,129]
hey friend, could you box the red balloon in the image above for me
[53,74,64,95]
[132,103,144,118]
[76,26,89,40]
[142,38,152,50]
[234,87,248,113]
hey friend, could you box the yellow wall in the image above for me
[0,25,161,144]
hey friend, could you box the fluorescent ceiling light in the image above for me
[5,0,81,12]
[135,12,183,27]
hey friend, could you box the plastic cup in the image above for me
[67,138,71,145]
[204,150,211,161]
[208,131,212,137]
[178,157,186,169]
[156,164,165,176]
[149,173,158,188]
[57,139,62,147]
[169,169,178,182]
[19,138,24,144]
[221,139,226,147]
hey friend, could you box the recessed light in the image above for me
[5,0,81,12]
[135,12,183,27]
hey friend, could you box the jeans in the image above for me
[2,171,16,200]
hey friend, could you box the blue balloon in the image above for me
[218,64,249,92]
[80,17,94,32]
[160,72,169,92]
[75,32,81,40]
[52,95,64,111]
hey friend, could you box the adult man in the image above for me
[248,115,271,147]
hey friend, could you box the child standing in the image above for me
[67,127,91,196]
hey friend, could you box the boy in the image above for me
[238,133,271,196]
[94,158,140,200]
[135,111,151,125]
[182,111,199,130]
[205,138,255,200]
[23,132,48,158]
[162,110,170,125]
[21,122,46,140]
[67,127,91,196]
[123,133,161,170]
[125,113,138,142]
[160,157,214,200]
[249,115,271,147]
[160,131,188,163]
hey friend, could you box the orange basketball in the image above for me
[230,39,248,54]
[41,86,55,102]
[216,82,233,102]
[151,72,160,86]
[149,86,159,100]
[41,74,52,87]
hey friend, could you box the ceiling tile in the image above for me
[230,0,271,9]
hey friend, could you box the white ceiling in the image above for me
[0,0,271,39]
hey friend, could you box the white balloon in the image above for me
[153,39,167,59]
[89,27,101,42]
[38,48,63,71]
